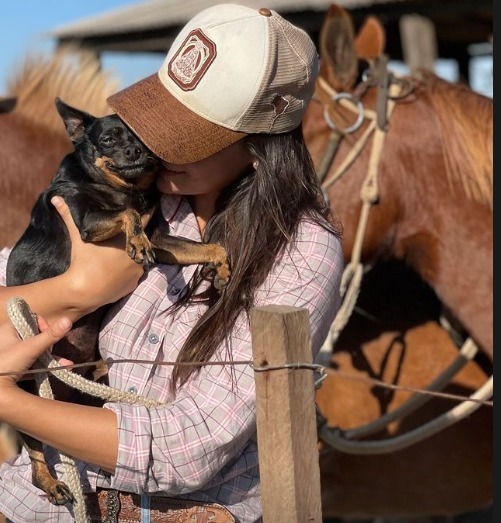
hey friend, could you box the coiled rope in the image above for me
[6,296,162,523]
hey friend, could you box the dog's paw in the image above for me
[207,244,230,291]
[127,233,155,266]
[208,261,231,291]
[47,480,75,506]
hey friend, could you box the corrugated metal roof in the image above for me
[49,0,405,38]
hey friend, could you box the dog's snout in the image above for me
[125,145,143,161]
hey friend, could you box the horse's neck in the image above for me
[397,194,492,359]
[392,80,492,357]
[0,113,72,248]
[324,84,492,358]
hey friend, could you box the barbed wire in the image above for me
[0,357,492,407]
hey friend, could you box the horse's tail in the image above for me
[5,46,120,133]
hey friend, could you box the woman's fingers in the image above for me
[37,315,50,333]
[0,317,72,385]
[26,317,72,356]
[53,356,74,367]
[51,196,80,240]
[53,196,155,231]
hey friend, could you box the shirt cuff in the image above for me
[103,402,153,493]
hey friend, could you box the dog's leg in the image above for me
[73,207,154,266]
[71,203,230,286]
[151,233,230,289]
[119,209,155,265]
[22,434,75,505]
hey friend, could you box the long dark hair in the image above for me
[171,125,341,388]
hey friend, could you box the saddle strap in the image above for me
[87,489,236,523]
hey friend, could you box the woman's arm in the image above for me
[0,315,119,472]
[0,197,148,325]
[104,220,344,494]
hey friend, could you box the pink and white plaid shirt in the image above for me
[0,194,343,522]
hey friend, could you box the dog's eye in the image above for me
[101,137,114,146]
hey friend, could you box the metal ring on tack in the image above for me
[361,68,375,84]
[323,93,365,134]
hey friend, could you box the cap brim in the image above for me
[107,74,246,165]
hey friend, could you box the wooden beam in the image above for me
[400,14,438,72]
[250,305,322,523]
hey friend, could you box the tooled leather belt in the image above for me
[86,489,236,523]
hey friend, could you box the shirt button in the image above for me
[128,386,137,394]
[171,287,181,295]
[148,333,159,344]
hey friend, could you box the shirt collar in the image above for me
[160,194,202,242]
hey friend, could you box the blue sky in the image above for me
[0,0,164,95]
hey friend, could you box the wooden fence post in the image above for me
[399,14,438,73]
[250,305,322,523]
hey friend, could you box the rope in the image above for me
[318,374,493,454]
[335,337,479,440]
[318,82,401,355]
[5,296,163,522]
[6,297,88,522]
[4,296,493,466]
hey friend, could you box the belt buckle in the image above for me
[104,489,120,523]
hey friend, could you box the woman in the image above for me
[0,4,343,522]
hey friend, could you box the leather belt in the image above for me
[86,489,236,523]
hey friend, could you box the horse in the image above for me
[302,4,493,520]
[0,49,119,248]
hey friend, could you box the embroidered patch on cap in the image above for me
[168,29,217,91]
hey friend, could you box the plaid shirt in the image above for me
[0,194,343,522]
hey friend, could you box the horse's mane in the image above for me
[418,70,493,209]
[5,48,120,132]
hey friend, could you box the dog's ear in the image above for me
[55,97,96,143]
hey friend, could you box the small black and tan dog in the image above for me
[6,98,229,505]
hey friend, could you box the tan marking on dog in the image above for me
[95,156,131,188]
[95,156,157,190]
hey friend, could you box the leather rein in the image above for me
[312,56,492,454]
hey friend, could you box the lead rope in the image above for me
[318,79,402,353]
[5,296,163,523]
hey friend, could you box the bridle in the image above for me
[313,56,493,454]
[315,54,409,350]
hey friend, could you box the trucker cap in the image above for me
[107,4,319,164]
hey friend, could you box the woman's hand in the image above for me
[51,196,153,314]
[0,315,72,390]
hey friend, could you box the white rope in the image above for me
[5,296,163,522]
[318,82,401,357]
[318,374,493,454]
[6,297,89,522]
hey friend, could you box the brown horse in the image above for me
[0,50,119,248]
[303,5,493,519]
